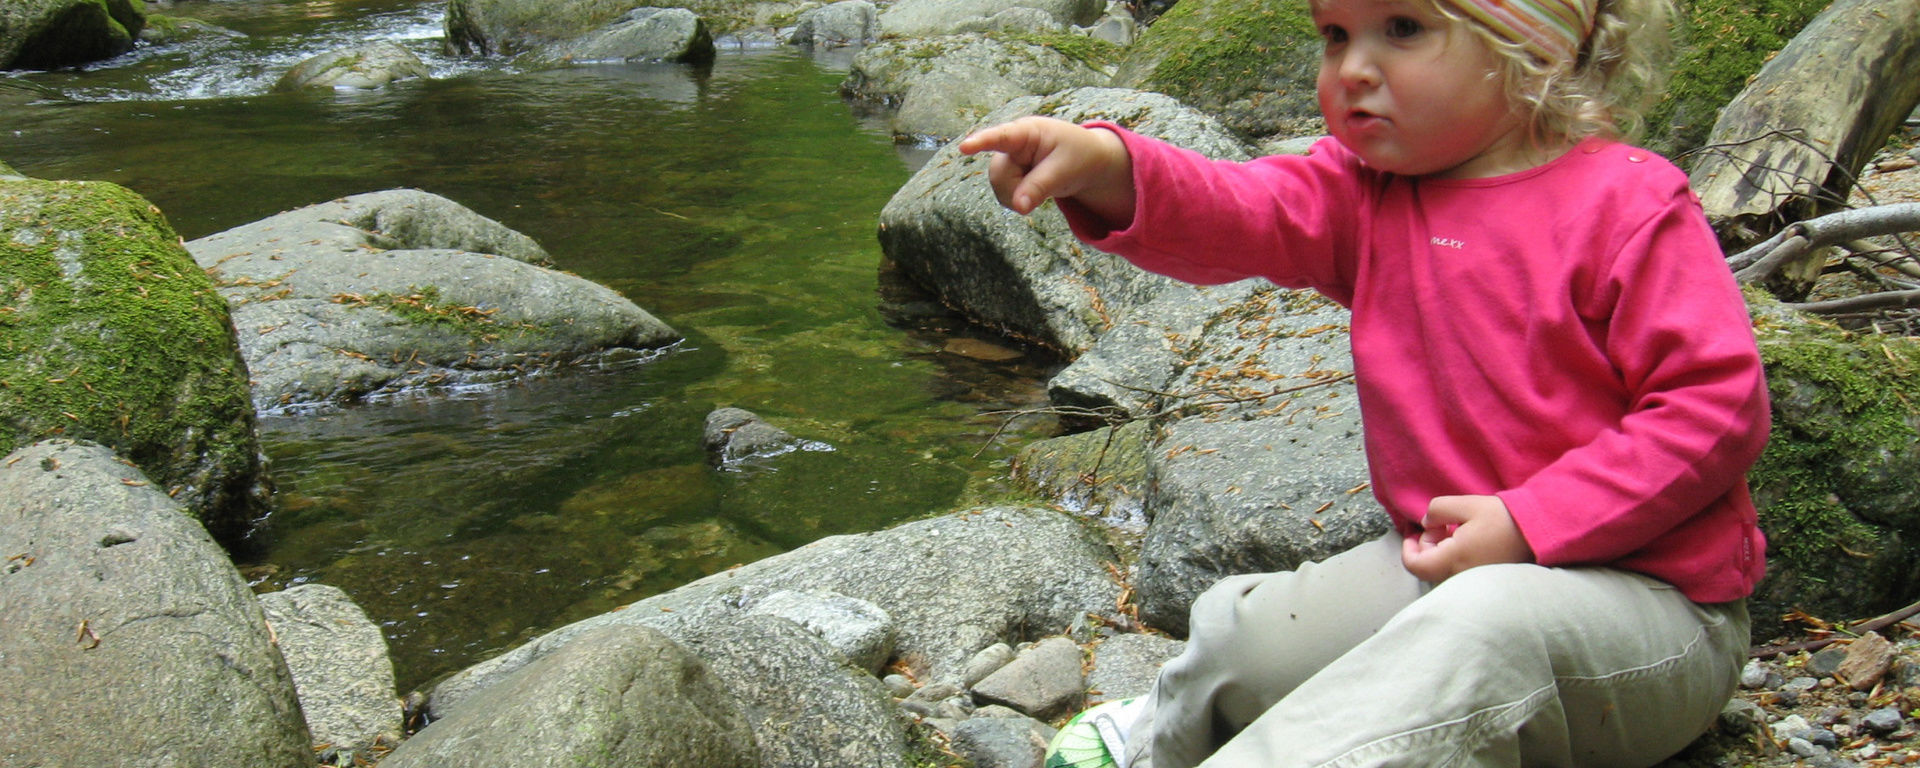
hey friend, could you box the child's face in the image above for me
[1312,0,1532,179]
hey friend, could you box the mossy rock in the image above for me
[0,0,145,70]
[1746,288,1920,631]
[1644,0,1834,159]
[1108,0,1322,140]
[445,0,766,56]
[0,178,266,545]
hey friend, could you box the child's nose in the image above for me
[1336,47,1382,88]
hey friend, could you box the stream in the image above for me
[0,0,1060,691]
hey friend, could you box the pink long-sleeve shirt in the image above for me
[1062,127,1770,603]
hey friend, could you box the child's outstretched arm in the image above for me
[957,116,1136,228]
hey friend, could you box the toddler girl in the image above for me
[958,0,1771,765]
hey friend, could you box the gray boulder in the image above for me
[525,7,715,65]
[1,0,144,70]
[877,0,1102,37]
[704,406,804,466]
[257,584,403,762]
[0,440,310,768]
[274,41,432,91]
[789,0,878,48]
[379,624,758,768]
[843,35,1113,142]
[1087,632,1183,704]
[138,14,245,45]
[877,87,1252,354]
[661,613,912,768]
[945,714,1053,768]
[747,588,896,674]
[970,636,1085,720]
[1108,286,1384,632]
[0,176,266,543]
[185,189,679,411]
[444,0,635,56]
[428,505,1121,715]
[1048,278,1270,416]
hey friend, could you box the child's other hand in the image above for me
[956,116,1136,226]
[1400,495,1535,583]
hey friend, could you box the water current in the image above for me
[0,0,1061,691]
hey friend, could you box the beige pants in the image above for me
[1126,533,1749,768]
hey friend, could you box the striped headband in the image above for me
[1445,0,1598,62]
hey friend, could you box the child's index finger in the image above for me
[956,125,1009,156]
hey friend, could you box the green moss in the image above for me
[0,178,257,530]
[1746,290,1920,621]
[995,30,1121,70]
[1646,0,1833,158]
[1135,0,1315,109]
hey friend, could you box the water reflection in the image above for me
[1,0,1060,691]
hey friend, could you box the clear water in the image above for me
[0,0,1058,691]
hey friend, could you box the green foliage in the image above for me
[1647,0,1835,158]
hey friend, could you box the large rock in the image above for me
[788,0,878,48]
[379,624,758,768]
[523,7,715,65]
[0,440,310,768]
[877,87,1252,354]
[444,0,635,56]
[184,189,679,411]
[274,41,433,91]
[1107,0,1322,139]
[1742,291,1920,633]
[660,613,912,768]
[876,0,1102,37]
[844,34,1116,141]
[257,584,403,762]
[0,0,144,70]
[1119,287,1383,632]
[428,505,1121,716]
[0,177,266,543]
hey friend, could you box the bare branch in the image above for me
[1786,289,1920,316]
[1732,203,1920,284]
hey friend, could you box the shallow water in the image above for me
[0,0,1056,690]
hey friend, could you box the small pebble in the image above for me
[1864,707,1904,735]
[1788,736,1825,758]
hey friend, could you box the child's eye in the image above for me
[1320,24,1349,44]
[1385,16,1424,39]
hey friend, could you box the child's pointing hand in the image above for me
[1401,494,1536,583]
[957,116,1137,227]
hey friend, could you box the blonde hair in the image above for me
[1431,0,1676,144]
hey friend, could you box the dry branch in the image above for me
[1730,203,1920,281]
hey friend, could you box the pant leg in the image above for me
[1197,564,1750,768]
[1127,533,1424,768]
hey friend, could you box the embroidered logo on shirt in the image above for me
[1430,236,1466,250]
